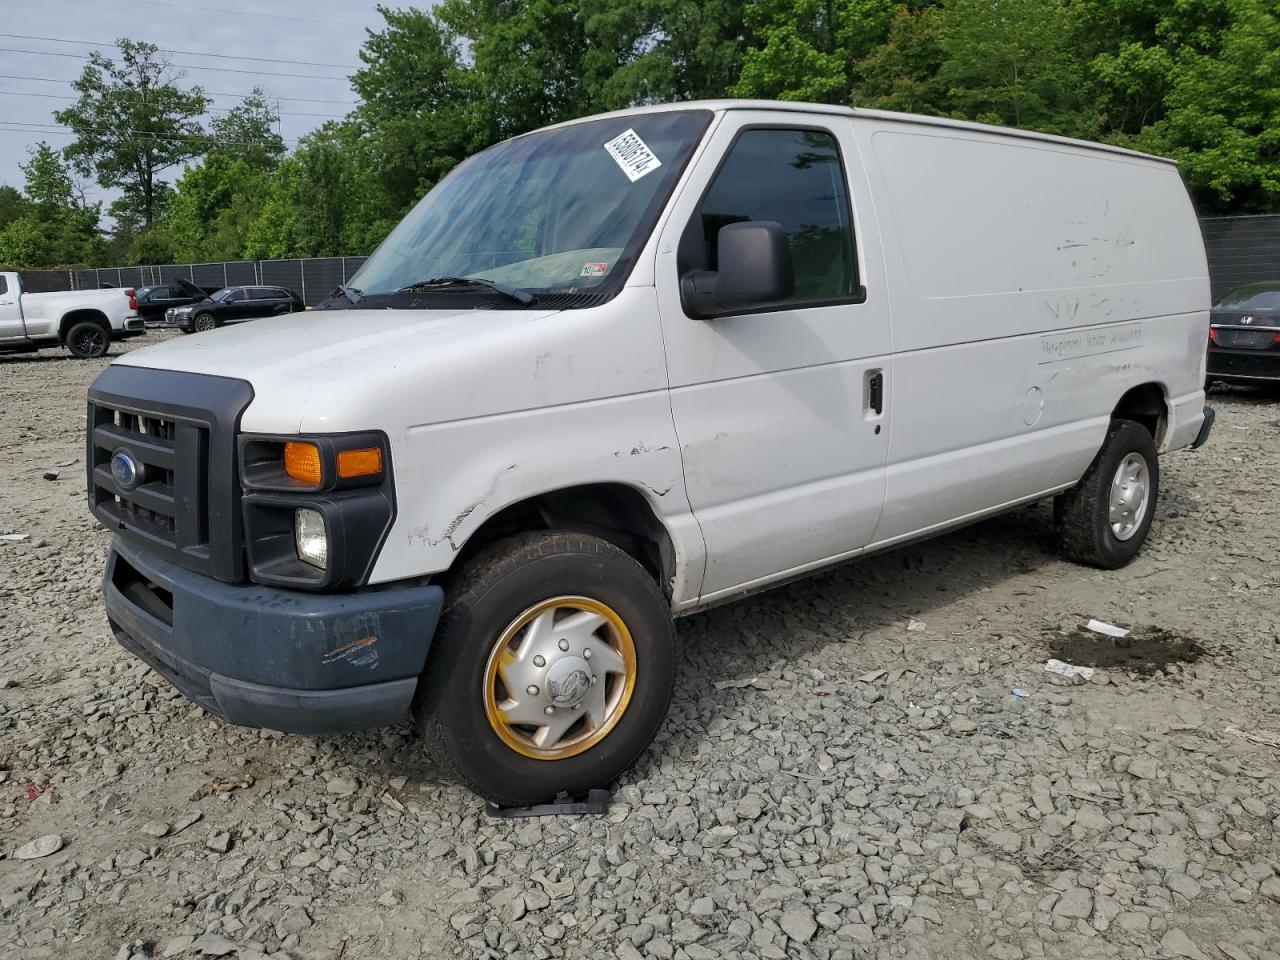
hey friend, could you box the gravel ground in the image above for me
[2,336,1279,960]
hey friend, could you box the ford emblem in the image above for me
[110,449,142,493]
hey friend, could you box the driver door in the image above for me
[655,113,892,602]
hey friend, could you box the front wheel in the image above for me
[1055,419,1159,569]
[413,532,675,805]
[192,313,217,333]
[65,321,109,359]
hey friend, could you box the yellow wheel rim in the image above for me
[482,596,637,760]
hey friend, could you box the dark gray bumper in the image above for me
[103,537,443,734]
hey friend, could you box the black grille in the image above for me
[87,365,254,582]
[89,404,208,557]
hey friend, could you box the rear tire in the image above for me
[413,531,675,805]
[1055,419,1159,569]
[65,321,109,359]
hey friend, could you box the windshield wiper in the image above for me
[397,276,537,306]
[335,283,363,305]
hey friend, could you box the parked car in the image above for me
[135,278,220,326]
[1206,282,1280,388]
[165,285,304,332]
[0,271,143,358]
[88,101,1213,806]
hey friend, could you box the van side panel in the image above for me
[861,122,1209,545]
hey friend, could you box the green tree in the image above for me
[733,0,897,102]
[0,185,27,231]
[855,5,947,113]
[155,90,288,262]
[245,123,391,259]
[210,89,286,170]
[0,143,104,268]
[55,39,209,230]
[1078,0,1280,212]
[936,0,1098,136]
[351,7,474,217]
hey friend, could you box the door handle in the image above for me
[868,370,884,415]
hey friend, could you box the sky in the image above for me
[0,0,393,210]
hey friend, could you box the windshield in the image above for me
[1216,285,1280,311]
[348,110,712,298]
[211,288,235,302]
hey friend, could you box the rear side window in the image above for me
[695,128,857,303]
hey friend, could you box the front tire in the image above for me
[192,313,217,333]
[65,321,109,359]
[413,532,675,805]
[1055,419,1159,569]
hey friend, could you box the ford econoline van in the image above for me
[88,101,1214,804]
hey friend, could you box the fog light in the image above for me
[295,508,327,569]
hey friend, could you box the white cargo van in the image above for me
[88,101,1213,804]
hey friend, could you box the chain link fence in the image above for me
[11,214,1280,305]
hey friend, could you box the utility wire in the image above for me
[0,31,361,70]
[0,88,346,119]
[0,71,357,105]
[127,0,369,27]
[0,119,301,147]
[0,46,351,81]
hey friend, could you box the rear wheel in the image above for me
[65,321,109,359]
[192,313,217,333]
[1055,419,1159,569]
[413,531,675,805]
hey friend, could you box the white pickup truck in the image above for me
[0,271,144,359]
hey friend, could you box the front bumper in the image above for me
[103,537,443,734]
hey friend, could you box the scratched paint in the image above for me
[321,636,379,669]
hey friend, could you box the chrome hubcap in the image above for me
[1109,452,1150,541]
[483,596,635,760]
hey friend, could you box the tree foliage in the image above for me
[14,0,1277,269]
[55,40,209,229]
[0,143,104,268]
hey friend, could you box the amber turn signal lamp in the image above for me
[283,441,323,485]
[336,447,383,479]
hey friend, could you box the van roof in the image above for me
[535,99,1175,167]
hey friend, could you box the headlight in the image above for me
[294,508,328,568]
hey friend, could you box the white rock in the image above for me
[13,835,62,860]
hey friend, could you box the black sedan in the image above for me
[1206,282,1280,388]
[135,278,220,325]
[165,285,305,333]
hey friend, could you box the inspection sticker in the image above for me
[604,128,662,182]
[580,261,609,277]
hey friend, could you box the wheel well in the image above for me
[452,484,676,599]
[1112,383,1167,446]
[59,310,110,341]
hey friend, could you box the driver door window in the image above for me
[688,128,859,306]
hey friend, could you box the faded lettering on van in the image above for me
[1039,325,1143,364]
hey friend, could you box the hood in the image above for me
[112,306,563,433]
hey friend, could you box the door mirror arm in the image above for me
[680,220,795,319]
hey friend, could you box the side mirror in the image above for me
[681,221,795,318]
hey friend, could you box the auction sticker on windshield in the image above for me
[604,129,662,182]
[580,261,609,277]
